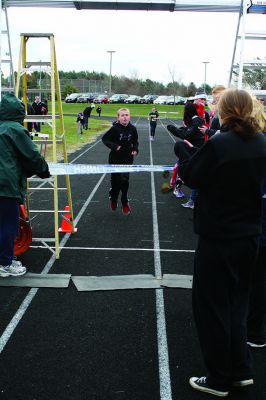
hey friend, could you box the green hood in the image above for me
[0,93,25,123]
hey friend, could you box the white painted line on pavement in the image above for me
[29,245,195,253]
[150,139,173,400]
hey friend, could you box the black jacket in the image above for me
[206,115,221,138]
[32,100,47,115]
[102,122,139,164]
[167,115,205,148]
[179,128,266,239]
[83,106,93,117]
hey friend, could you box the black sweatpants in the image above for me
[0,197,19,266]
[247,245,266,344]
[150,122,157,137]
[193,235,259,389]
[109,173,129,206]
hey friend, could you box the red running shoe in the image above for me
[122,203,131,215]
[110,199,117,211]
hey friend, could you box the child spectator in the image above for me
[96,105,102,117]
[76,111,85,135]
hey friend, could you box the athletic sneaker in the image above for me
[247,341,266,348]
[150,136,154,141]
[189,377,229,397]
[0,262,27,277]
[232,379,254,387]
[181,199,194,209]
[173,187,185,198]
[110,199,117,211]
[122,203,131,215]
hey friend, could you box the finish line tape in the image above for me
[48,163,174,176]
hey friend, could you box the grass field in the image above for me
[34,102,184,161]
[62,102,184,119]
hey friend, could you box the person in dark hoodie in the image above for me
[0,94,50,277]
[177,89,266,397]
[102,107,139,215]
[167,103,205,148]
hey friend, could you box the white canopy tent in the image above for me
[2,0,266,13]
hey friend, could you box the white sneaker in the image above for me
[232,379,254,387]
[247,341,266,348]
[181,200,194,209]
[173,188,185,198]
[0,261,27,277]
[189,377,229,397]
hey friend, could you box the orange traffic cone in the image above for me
[59,205,77,233]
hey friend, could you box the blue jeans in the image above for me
[0,198,19,266]
[190,188,198,202]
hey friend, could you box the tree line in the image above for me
[2,65,265,99]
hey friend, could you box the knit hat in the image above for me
[193,93,207,100]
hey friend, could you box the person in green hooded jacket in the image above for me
[0,93,50,277]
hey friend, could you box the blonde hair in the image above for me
[208,85,226,113]
[117,107,130,116]
[218,89,260,137]
[251,96,266,132]
[212,85,226,95]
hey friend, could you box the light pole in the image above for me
[202,61,210,93]
[39,60,42,98]
[107,50,115,96]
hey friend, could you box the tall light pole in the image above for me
[202,61,210,93]
[107,50,115,96]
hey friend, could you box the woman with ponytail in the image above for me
[177,89,266,397]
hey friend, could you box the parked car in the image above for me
[252,90,266,110]
[109,94,129,103]
[124,95,141,104]
[77,93,98,103]
[139,95,159,104]
[206,95,213,104]
[65,93,82,103]
[153,96,169,105]
[165,96,176,105]
[93,94,109,104]
[176,96,187,105]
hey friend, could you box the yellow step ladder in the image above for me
[15,33,76,259]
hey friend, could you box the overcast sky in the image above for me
[3,6,266,87]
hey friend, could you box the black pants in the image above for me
[193,235,259,389]
[150,122,156,137]
[109,173,129,205]
[247,245,266,344]
[0,198,19,266]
